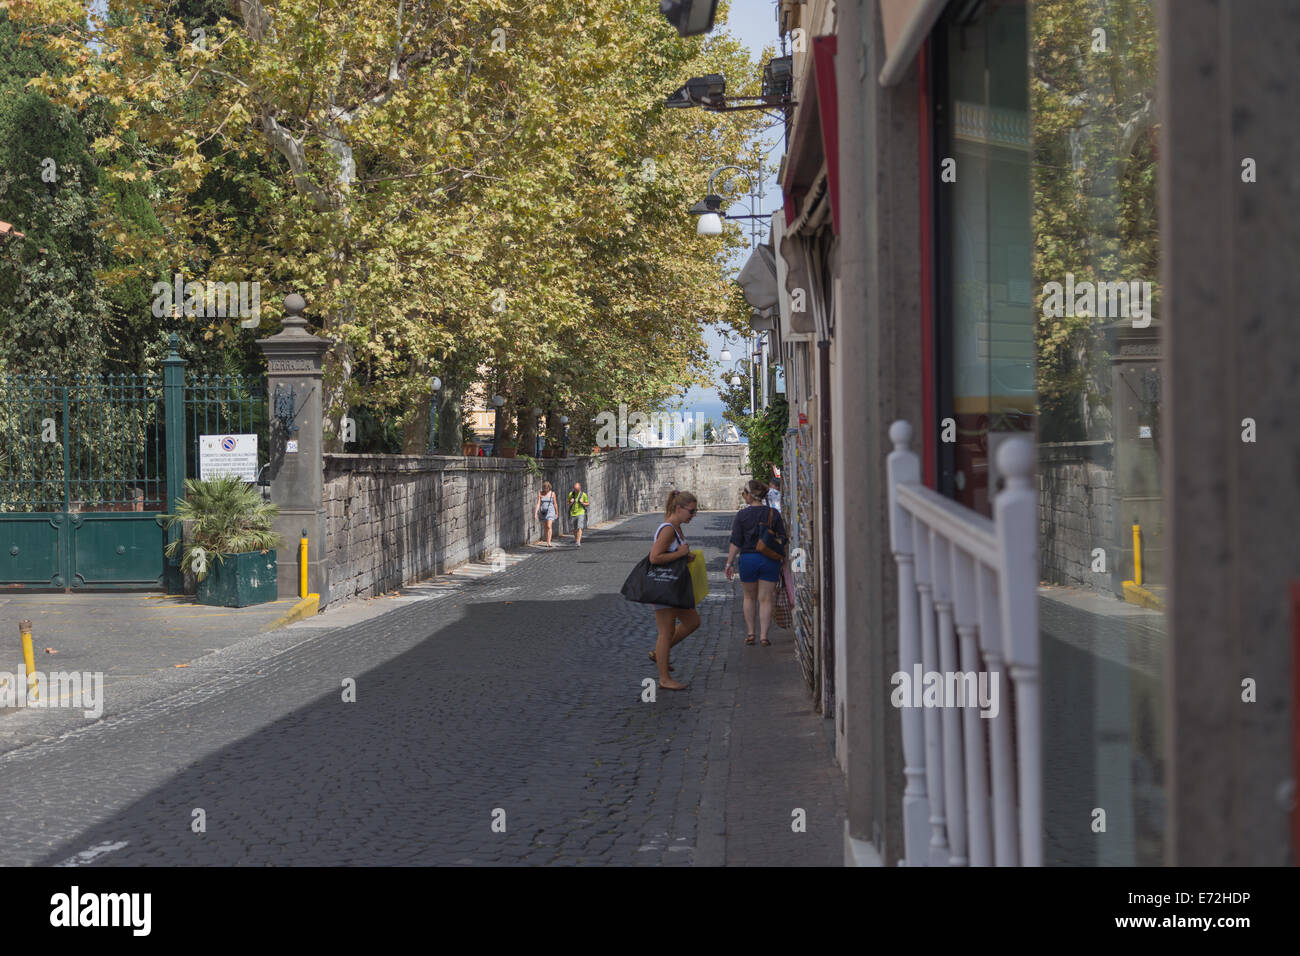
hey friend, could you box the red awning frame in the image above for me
[781,36,839,236]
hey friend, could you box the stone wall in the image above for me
[322,445,749,605]
[1038,441,1115,592]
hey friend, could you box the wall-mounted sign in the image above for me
[285,439,299,454]
[199,434,258,481]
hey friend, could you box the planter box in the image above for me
[462,443,477,456]
[197,550,278,607]
[499,446,518,459]
[541,448,555,459]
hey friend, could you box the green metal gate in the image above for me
[0,336,266,591]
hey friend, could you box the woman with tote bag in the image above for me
[647,490,701,690]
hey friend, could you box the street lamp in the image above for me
[559,415,569,459]
[725,358,752,415]
[491,393,505,456]
[689,165,768,241]
[428,376,442,453]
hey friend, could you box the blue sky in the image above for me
[678,0,786,425]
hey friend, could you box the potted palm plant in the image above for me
[163,475,284,607]
[498,436,519,459]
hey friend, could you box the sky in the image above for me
[678,0,787,425]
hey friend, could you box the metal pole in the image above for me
[162,335,187,593]
[18,620,36,701]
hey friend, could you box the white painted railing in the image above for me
[887,420,1039,866]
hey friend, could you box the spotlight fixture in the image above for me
[659,0,719,38]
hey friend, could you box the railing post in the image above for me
[993,436,1040,866]
[915,518,949,865]
[162,335,187,593]
[931,528,968,865]
[976,564,1019,865]
[951,546,992,866]
[887,420,929,866]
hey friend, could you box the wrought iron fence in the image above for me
[0,340,268,515]
[0,373,167,513]
[184,372,269,484]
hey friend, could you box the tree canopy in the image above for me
[1,0,767,451]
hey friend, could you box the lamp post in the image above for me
[428,376,442,453]
[689,163,771,247]
[559,415,569,459]
[491,393,505,456]
[724,358,753,416]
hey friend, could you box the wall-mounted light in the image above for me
[665,73,726,108]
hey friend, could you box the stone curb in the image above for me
[267,593,320,630]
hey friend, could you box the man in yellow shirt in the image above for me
[567,482,590,546]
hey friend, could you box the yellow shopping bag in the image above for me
[687,549,709,605]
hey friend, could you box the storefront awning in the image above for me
[878,0,945,86]
[781,35,839,236]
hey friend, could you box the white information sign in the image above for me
[199,434,259,481]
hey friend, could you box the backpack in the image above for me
[755,506,787,561]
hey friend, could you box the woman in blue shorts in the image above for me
[724,480,786,646]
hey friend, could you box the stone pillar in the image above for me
[1159,0,1299,866]
[836,0,924,865]
[257,293,333,603]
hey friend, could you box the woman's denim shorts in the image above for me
[738,551,781,583]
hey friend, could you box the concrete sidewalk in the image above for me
[0,592,297,699]
[698,575,846,866]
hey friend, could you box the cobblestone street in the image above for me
[0,512,844,866]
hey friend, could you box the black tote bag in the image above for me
[621,555,695,609]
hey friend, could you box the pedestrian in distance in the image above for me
[725,479,787,646]
[648,489,701,691]
[766,475,782,513]
[535,481,559,547]
[568,482,591,546]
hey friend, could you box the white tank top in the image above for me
[654,521,684,553]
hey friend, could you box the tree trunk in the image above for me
[518,402,538,458]
[436,384,463,455]
[402,399,432,454]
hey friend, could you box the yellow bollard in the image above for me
[19,619,36,702]
[299,528,308,600]
[1131,520,1142,588]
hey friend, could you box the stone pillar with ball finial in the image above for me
[257,293,334,603]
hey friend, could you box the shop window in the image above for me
[933,0,1164,866]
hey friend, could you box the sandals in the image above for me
[745,634,756,645]
[760,636,772,646]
